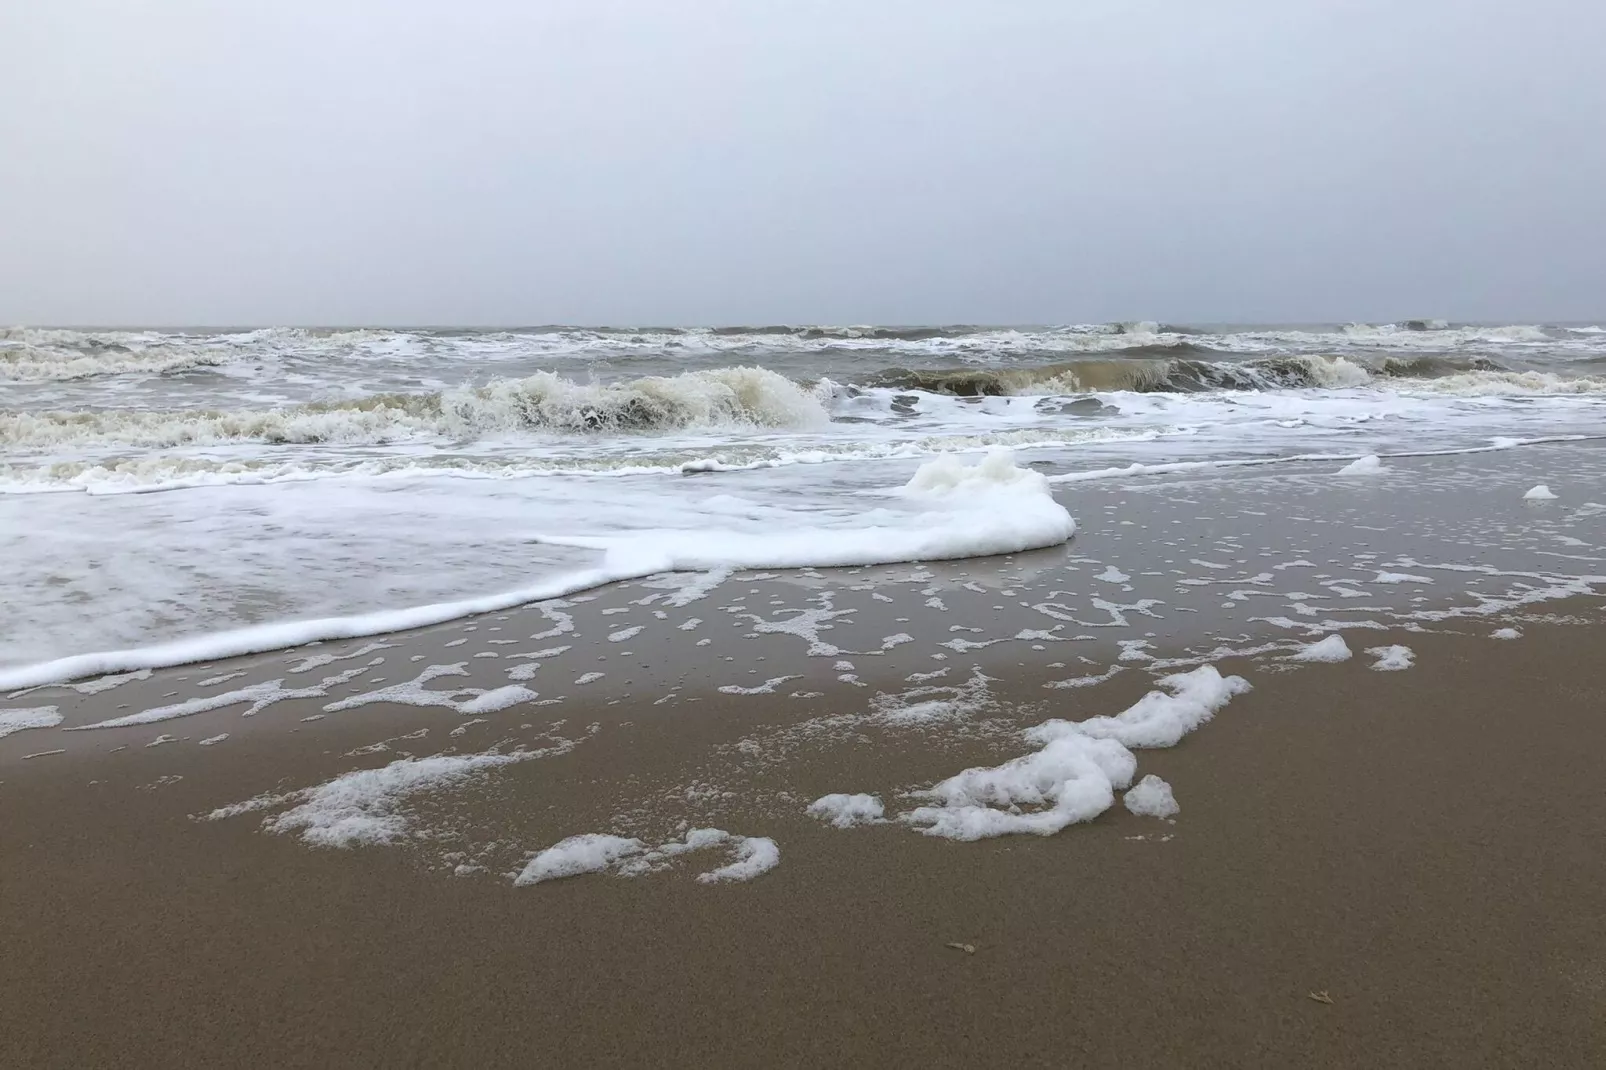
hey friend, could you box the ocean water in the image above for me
[4,321,1604,678]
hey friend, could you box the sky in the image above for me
[1,0,1602,326]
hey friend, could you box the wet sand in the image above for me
[4,618,1605,1068]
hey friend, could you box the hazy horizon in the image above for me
[12,318,1606,332]
[4,0,1603,326]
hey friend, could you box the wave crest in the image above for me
[2,366,828,449]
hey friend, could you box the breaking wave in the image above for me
[11,353,1606,453]
[2,366,828,449]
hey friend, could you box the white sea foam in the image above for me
[1366,645,1415,671]
[0,568,636,691]
[806,793,886,827]
[696,835,781,883]
[1336,455,1384,475]
[0,451,1074,689]
[534,449,1075,574]
[1413,371,1606,396]
[1523,484,1558,500]
[1289,635,1353,663]
[70,664,377,730]
[68,669,152,694]
[1123,775,1179,818]
[1045,665,1126,689]
[211,751,527,846]
[0,706,62,739]
[0,426,1170,495]
[1038,665,1251,749]
[514,834,646,884]
[286,641,390,674]
[901,666,1249,840]
[209,736,587,847]
[718,675,802,695]
[1373,571,1432,584]
[320,664,536,716]
[518,827,780,884]
[869,667,995,726]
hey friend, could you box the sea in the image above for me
[4,321,1604,680]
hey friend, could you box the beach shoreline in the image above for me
[5,442,1605,1067]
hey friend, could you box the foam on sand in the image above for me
[718,675,803,695]
[0,706,62,739]
[695,835,782,883]
[1523,484,1558,500]
[211,751,529,847]
[806,793,886,828]
[70,663,379,730]
[512,833,646,884]
[208,736,588,848]
[1047,664,1251,749]
[901,665,1249,840]
[68,669,152,694]
[320,663,536,716]
[1366,645,1416,671]
[1123,775,1179,818]
[1490,627,1523,640]
[1289,634,1354,663]
[517,828,781,885]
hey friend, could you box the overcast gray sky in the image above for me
[2,0,1602,326]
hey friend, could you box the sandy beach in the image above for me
[4,620,1604,1068]
[4,446,1605,1067]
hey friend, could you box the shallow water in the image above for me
[4,322,1605,673]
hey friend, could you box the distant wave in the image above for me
[6,322,1598,384]
[855,352,1601,396]
[0,329,236,382]
[863,355,1355,395]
